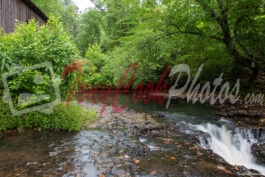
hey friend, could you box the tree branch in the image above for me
[166,30,223,42]
[195,0,221,23]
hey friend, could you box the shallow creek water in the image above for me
[0,94,264,177]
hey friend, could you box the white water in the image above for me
[191,123,265,175]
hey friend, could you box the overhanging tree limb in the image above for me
[166,28,223,42]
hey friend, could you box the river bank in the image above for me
[214,103,265,165]
[0,97,264,176]
[155,91,265,166]
[79,101,265,177]
[151,91,265,127]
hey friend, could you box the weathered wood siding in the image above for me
[0,0,48,33]
[0,2,1,31]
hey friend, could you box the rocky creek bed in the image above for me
[78,102,265,177]
[215,103,265,167]
[0,101,264,177]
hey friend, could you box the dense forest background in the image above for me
[26,0,265,92]
[0,0,264,132]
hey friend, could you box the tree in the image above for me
[161,0,265,86]
[32,0,64,17]
[32,0,79,38]
[48,0,264,90]
[76,9,102,56]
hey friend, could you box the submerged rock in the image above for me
[251,143,265,163]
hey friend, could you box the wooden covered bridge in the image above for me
[0,0,48,33]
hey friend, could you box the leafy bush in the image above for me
[0,101,96,132]
[0,101,18,131]
[0,17,78,101]
[0,16,98,132]
[85,44,107,71]
[80,45,114,86]
[0,17,78,73]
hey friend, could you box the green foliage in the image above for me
[6,69,58,110]
[31,0,64,17]
[0,17,78,102]
[80,61,114,87]
[0,17,77,73]
[0,51,12,74]
[76,10,103,56]
[162,0,265,85]
[85,44,107,70]
[75,45,113,87]
[30,0,265,90]
[1,0,264,105]
[32,0,79,38]
[79,0,265,89]
[0,101,96,132]
[0,101,18,131]
[61,0,79,38]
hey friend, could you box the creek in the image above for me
[0,94,264,176]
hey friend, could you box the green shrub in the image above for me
[0,101,18,131]
[85,44,107,71]
[0,101,96,132]
[0,17,78,101]
[0,17,78,73]
[81,45,114,86]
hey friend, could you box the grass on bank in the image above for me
[0,101,96,132]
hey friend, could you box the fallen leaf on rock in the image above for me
[196,151,203,156]
[171,157,177,160]
[160,138,174,142]
[224,169,232,174]
[217,166,232,174]
[217,166,225,170]
[176,145,182,148]
[193,145,200,150]
[150,170,156,175]
[99,174,105,177]
[168,139,174,142]
[134,159,141,164]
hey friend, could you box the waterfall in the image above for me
[190,123,265,175]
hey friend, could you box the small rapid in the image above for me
[187,122,265,175]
